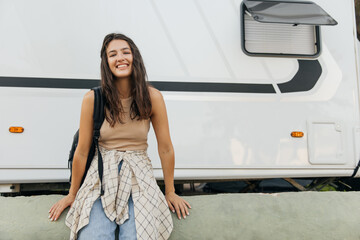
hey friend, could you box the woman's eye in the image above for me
[124,52,131,55]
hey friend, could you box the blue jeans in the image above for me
[78,160,137,240]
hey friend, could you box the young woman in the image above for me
[49,33,191,240]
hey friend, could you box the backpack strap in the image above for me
[92,86,105,196]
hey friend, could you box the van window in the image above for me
[241,0,337,58]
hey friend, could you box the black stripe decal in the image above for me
[278,60,322,93]
[151,81,275,93]
[0,76,275,93]
[0,76,100,89]
[0,60,322,93]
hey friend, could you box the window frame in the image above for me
[240,1,322,58]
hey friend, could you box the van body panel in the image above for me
[0,0,359,183]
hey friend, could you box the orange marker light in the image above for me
[291,131,304,138]
[9,127,24,133]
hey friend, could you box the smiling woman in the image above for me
[48,33,191,240]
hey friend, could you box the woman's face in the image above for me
[106,39,133,81]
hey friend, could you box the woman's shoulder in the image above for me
[148,86,166,117]
[82,90,95,105]
[80,90,95,115]
[84,89,95,99]
[148,86,163,102]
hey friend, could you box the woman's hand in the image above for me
[48,194,76,221]
[165,191,191,220]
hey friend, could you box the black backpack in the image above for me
[68,86,106,195]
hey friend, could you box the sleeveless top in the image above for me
[98,97,150,151]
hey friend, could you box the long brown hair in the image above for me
[100,33,152,127]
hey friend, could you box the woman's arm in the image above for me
[68,90,95,196]
[149,87,191,220]
[48,90,95,221]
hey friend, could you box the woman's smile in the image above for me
[116,63,129,71]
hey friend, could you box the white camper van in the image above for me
[0,0,359,193]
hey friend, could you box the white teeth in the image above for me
[117,65,127,68]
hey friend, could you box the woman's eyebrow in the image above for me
[107,47,130,55]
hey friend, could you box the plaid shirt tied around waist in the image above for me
[65,146,173,240]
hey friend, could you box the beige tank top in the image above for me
[98,97,150,151]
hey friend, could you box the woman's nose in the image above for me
[117,53,126,61]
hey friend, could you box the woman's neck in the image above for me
[115,78,131,99]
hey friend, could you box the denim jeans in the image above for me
[78,160,137,240]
